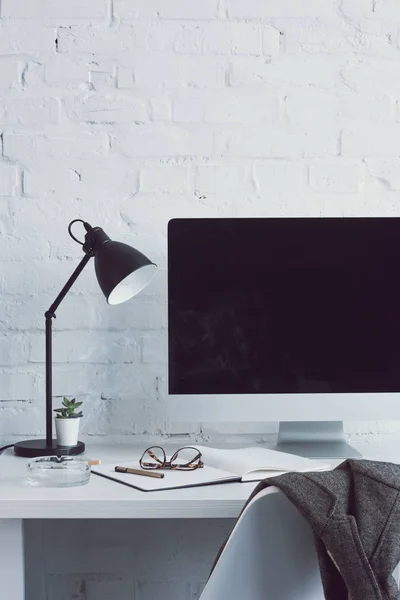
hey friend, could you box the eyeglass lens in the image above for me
[139,446,203,470]
[139,446,166,469]
[170,447,203,470]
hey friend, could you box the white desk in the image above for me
[1,441,399,600]
[0,445,256,520]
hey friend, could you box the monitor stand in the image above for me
[276,421,362,459]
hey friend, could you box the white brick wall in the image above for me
[0,163,19,195]
[0,22,56,53]
[1,0,400,597]
[0,58,21,89]
[25,519,233,600]
[1,0,109,20]
[114,0,220,21]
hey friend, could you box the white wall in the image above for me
[1,0,400,443]
[2,1,400,597]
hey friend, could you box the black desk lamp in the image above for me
[14,219,157,458]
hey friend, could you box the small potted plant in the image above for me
[54,397,83,447]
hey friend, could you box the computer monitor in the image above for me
[168,217,400,458]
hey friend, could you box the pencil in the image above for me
[115,466,165,479]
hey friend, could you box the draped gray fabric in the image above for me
[214,460,400,600]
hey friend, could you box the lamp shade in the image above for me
[94,240,157,305]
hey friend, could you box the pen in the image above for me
[115,466,165,479]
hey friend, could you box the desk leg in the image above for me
[0,519,24,600]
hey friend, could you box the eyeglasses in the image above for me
[139,446,204,471]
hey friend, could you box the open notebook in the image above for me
[92,446,330,492]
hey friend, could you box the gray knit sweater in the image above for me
[215,460,400,600]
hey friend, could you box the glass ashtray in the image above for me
[27,456,91,487]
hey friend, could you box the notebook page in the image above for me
[240,465,331,482]
[194,446,329,477]
[92,462,240,491]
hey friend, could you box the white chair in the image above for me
[200,486,325,600]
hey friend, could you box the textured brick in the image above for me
[253,162,306,195]
[24,168,81,196]
[371,0,400,18]
[308,163,363,193]
[114,0,219,20]
[284,90,336,130]
[80,167,138,193]
[57,25,136,53]
[0,259,86,296]
[365,158,400,191]
[46,57,89,87]
[0,372,38,401]
[132,20,264,56]
[114,124,214,157]
[225,0,338,18]
[0,59,20,89]
[92,297,167,331]
[342,125,400,157]
[0,295,95,331]
[117,67,135,89]
[338,93,393,123]
[132,55,225,90]
[0,402,44,436]
[226,126,337,158]
[0,164,19,196]
[283,20,352,55]
[0,201,13,235]
[174,91,280,123]
[0,98,59,127]
[0,23,56,54]
[29,331,140,364]
[150,97,172,121]
[24,57,89,89]
[141,331,167,364]
[1,0,108,19]
[3,132,109,164]
[342,59,400,95]
[195,165,248,193]
[19,291,166,332]
[89,67,115,90]
[65,94,148,124]
[0,334,29,366]
[42,364,106,397]
[230,55,336,89]
[0,232,50,260]
[339,0,374,22]
[200,22,263,55]
[262,26,281,56]
[140,167,190,193]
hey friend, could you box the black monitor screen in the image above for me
[168,218,400,395]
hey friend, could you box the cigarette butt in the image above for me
[88,459,101,465]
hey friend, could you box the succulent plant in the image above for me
[54,397,83,419]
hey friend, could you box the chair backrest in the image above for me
[200,486,325,600]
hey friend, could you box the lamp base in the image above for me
[14,439,85,458]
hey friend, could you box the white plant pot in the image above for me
[55,417,81,447]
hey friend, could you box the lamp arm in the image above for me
[44,252,93,445]
[45,252,93,318]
